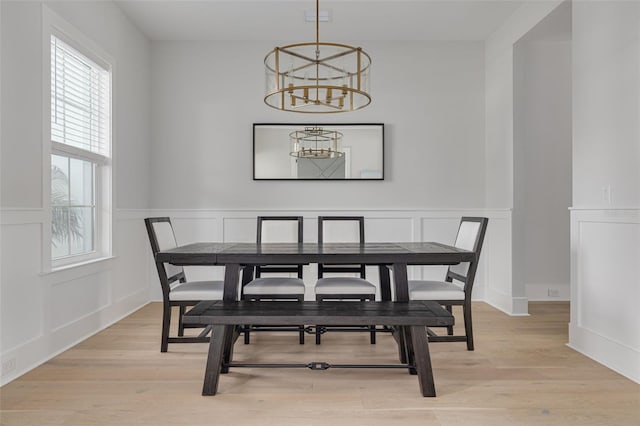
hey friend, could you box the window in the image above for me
[49,34,111,267]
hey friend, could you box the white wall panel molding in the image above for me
[0,294,148,386]
[570,208,640,383]
[1,208,152,386]
[0,208,46,225]
[146,208,515,313]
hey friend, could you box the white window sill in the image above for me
[41,255,116,276]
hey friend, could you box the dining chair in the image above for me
[314,216,377,344]
[242,216,306,344]
[408,216,488,350]
[144,217,224,352]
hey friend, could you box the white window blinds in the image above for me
[51,35,110,157]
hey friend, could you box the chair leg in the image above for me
[463,301,474,351]
[367,295,376,344]
[315,295,322,345]
[161,303,171,353]
[297,296,305,345]
[178,305,186,337]
[244,326,251,344]
[445,305,454,335]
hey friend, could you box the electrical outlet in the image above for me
[548,288,560,297]
[1,357,16,377]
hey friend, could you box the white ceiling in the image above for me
[115,0,529,42]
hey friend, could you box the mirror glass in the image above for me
[253,123,384,180]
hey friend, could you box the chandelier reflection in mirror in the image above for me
[264,0,371,113]
[290,127,344,158]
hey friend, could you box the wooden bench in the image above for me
[183,300,454,397]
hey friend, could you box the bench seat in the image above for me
[183,300,453,397]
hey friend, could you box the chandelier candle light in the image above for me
[290,127,344,158]
[264,0,372,113]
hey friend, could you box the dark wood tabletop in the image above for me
[155,241,474,303]
[156,241,474,266]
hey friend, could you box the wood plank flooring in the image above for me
[1,302,638,425]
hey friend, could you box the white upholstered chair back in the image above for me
[321,219,361,243]
[260,220,299,243]
[449,220,481,277]
[150,220,183,281]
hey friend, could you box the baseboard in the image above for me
[568,323,640,384]
[483,287,529,316]
[526,282,570,301]
[0,297,150,387]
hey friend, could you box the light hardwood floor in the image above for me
[1,302,638,426]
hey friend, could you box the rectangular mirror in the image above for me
[253,123,384,180]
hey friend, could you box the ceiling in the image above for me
[114,0,529,42]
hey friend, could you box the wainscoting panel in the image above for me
[0,223,45,352]
[51,270,112,331]
[0,209,151,386]
[569,208,640,383]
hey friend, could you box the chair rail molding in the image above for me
[569,207,640,383]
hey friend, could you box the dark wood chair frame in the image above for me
[423,216,488,351]
[145,217,213,352]
[315,216,377,344]
[242,216,306,344]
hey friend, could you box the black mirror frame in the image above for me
[253,123,385,181]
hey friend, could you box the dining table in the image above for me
[155,241,475,302]
[155,241,475,396]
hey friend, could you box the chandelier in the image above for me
[290,127,344,158]
[264,0,371,113]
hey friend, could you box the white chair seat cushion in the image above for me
[243,277,305,295]
[409,280,465,301]
[315,277,376,295]
[169,280,224,301]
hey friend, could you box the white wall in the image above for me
[146,38,514,331]
[149,41,486,210]
[0,1,152,385]
[570,1,640,383]
[484,0,564,314]
[514,16,572,301]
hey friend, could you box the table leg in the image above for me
[223,264,241,302]
[202,325,228,396]
[220,325,236,374]
[241,265,255,286]
[391,262,410,363]
[392,327,408,363]
[410,325,436,397]
[403,326,417,375]
[220,264,240,374]
[391,262,409,302]
[378,264,392,301]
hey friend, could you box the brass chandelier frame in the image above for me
[290,127,344,158]
[264,0,371,113]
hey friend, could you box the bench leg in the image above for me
[410,325,436,397]
[202,325,228,396]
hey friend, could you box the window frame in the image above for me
[42,6,114,272]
